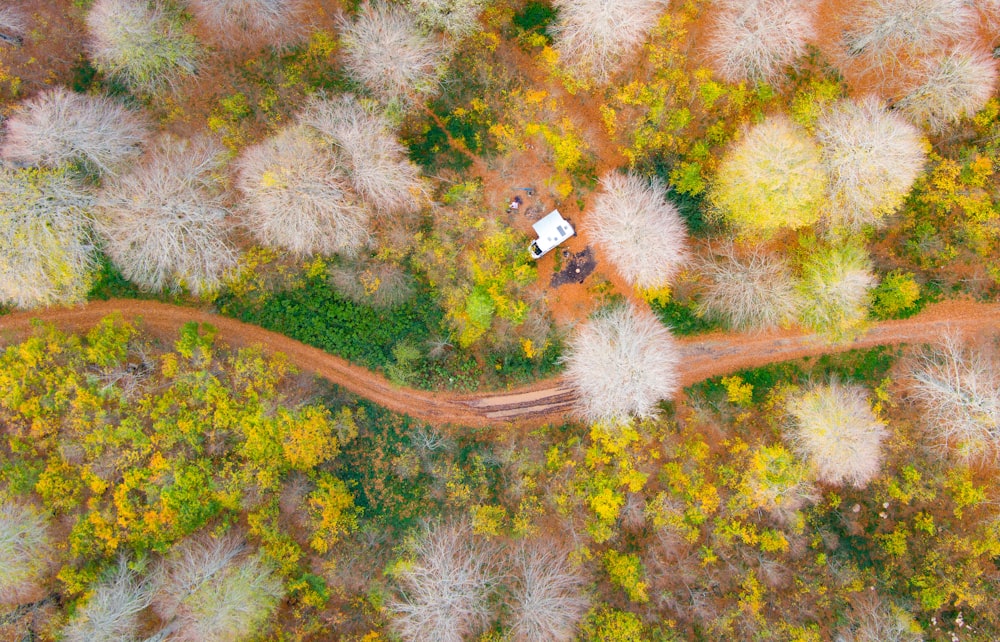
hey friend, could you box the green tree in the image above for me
[796,243,877,341]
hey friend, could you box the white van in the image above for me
[528,209,575,259]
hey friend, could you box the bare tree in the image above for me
[339,2,447,104]
[62,558,154,642]
[0,503,51,605]
[550,0,668,83]
[562,303,680,423]
[785,381,888,487]
[151,534,284,642]
[95,136,237,295]
[329,256,415,308]
[86,0,200,94]
[815,96,926,228]
[301,94,425,215]
[505,543,590,642]
[895,47,1000,133]
[908,333,1000,463]
[1,87,149,174]
[0,166,95,309]
[586,172,688,291]
[795,243,876,342]
[0,6,26,46]
[186,0,306,47]
[696,244,801,332]
[702,0,818,85]
[834,592,923,642]
[388,521,499,642]
[411,0,486,37]
[236,124,369,256]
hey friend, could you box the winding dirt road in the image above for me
[0,299,997,427]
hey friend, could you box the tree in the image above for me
[151,534,284,642]
[330,256,415,309]
[785,381,888,487]
[814,96,926,229]
[709,115,827,236]
[95,136,237,295]
[236,124,369,256]
[586,172,688,291]
[411,0,486,37]
[300,94,425,215]
[702,0,817,85]
[1,87,149,175]
[505,543,590,642]
[795,243,876,341]
[907,334,1000,463]
[0,6,26,46]
[62,558,154,642]
[186,0,306,47]
[562,303,680,423]
[697,244,801,331]
[0,165,95,309]
[388,521,499,642]
[834,592,923,642]
[339,2,447,104]
[550,0,668,83]
[895,47,999,133]
[0,503,50,605]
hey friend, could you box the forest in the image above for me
[1,0,999,640]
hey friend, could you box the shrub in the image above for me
[814,96,926,229]
[702,0,817,85]
[329,256,415,309]
[562,303,680,423]
[895,47,1000,133]
[696,244,800,331]
[908,334,1000,463]
[869,270,921,319]
[95,136,237,295]
[0,502,50,605]
[339,2,447,104]
[785,381,888,487]
[796,243,876,341]
[411,0,486,37]
[62,558,154,642]
[85,0,200,94]
[505,543,590,642]
[1,87,149,174]
[550,0,668,83]
[186,0,306,47]
[301,94,425,215]
[586,173,688,291]
[709,115,827,236]
[388,521,499,642]
[152,534,284,642]
[0,166,95,309]
[236,124,368,256]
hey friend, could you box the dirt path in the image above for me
[1,299,997,427]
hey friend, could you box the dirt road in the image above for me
[1,299,997,427]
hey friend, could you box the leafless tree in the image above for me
[186,0,307,47]
[703,0,818,85]
[834,591,923,642]
[505,542,589,642]
[0,502,51,605]
[62,558,154,642]
[95,135,237,295]
[1,87,149,174]
[908,333,1000,463]
[815,96,926,228]
[0,166,95,309]
[895,47,1000,133]
[329,256,415,308]
[550,0,668,83]
[785,381,888,487]
[0,6,26,46]
[587,172,688,291]
[151,534,284,642]
[411,0,486,37]
[562,303,680,423]
[697,244,801,332]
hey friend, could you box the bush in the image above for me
[814,96,926,229]
[62,558,154,642]
[329,256,415,309]
[869,271,921,320]
[796,243,876,342]
[0,502,50,605]
[0,166,95,309]
[703,0,817,85]
[505,543,589,642]
[697,244,801,332]
[339,2,447,104]
[236,124,368,256]
[186,0,306,47]
[562,303,680,423]
[785,381,888,487]
[85,0,200,94]
[709,115,827,236]
[95,136,237,296]
[586,173,688,290]
[1,87,149,175]
[908,334,1000,463]
[895,47,1000,133]
[550,0,668,83]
